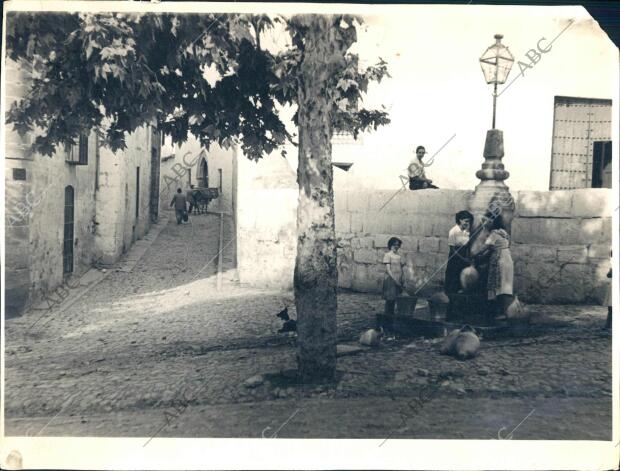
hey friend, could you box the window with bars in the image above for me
[66,134,89,165]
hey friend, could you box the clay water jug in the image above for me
[506,296,529,323]
[460,265,479,292]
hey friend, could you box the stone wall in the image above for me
[335,189,473,297]
[335,188,613,304]
[159,138,235,215]
[96,126,155,264]
[5,57,156,316]
[511,189,612,303]
[236,152,297,289]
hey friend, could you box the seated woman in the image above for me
[444,210,474,295]
[475,212,514,320]
[408,145,439,190]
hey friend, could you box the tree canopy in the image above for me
[6,12,390,160]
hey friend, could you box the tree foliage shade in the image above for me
[6,12,390,160]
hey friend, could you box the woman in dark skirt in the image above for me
[444,210,474,294]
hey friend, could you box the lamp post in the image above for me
[479,34,514,129]
[469,34,516,258]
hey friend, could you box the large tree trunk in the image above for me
[294,15,345,382]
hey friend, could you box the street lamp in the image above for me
[479,34,514,129]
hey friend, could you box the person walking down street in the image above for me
[186,185,196,214]
[476,212,514,320]
[382,237,406,330]
[408,145,439,190]
[170,188,187,225]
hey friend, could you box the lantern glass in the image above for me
[479,34,514,85]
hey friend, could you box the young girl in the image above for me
[444,210,473,294]
[383,237,406,321]
[477,212,514,318]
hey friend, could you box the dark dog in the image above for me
[277,307,297,333]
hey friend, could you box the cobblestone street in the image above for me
[5,212,612,440]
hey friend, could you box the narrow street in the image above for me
[5,212,612,441]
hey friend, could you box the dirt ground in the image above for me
[4,213,613,441]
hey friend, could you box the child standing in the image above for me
[382,237,406,326]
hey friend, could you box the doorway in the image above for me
[592,141,612,188]
[63,185,75,275]
[199,158,209,188]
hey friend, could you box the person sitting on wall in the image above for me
[170,188,188,225]
[408,145,439,190]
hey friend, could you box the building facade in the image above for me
[549,96,613,190]
[159,136,235,215]
[5,58,161,317]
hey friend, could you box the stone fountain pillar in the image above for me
[468,129,515,257]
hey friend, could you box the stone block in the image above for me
[5,285,30,317]
[373,234,392,249]
[353,249,378,264]
[419,237,440,253]
[571,189,613,217]
[529,245,558,262]
[400,236,419,252]
[437,237,450,254]
[350,213,364,233]
[6,225,30,246]
[336,238,351,248]
[359,237,374,249]
[556,246,587,264]
[580,217,610,244]
[431,217,456,237]
[591,259,612,282]
[334,213,349,233]
[510,244,529,261]
[6,244,29,270]
[351,263,381,293]
[588,244,612,260]
[410,252,436,268]
[561,263,593,288]
[347,192,370,212]
[515,190,572,218]
[518,261,559,292]
[364,211,407,235]
[334,192,347,214]
[409,217,434,237]
[512,218,596,245]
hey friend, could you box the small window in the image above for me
[12,168,26,180]
[218,169,223,192]
[66,134,89,165]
